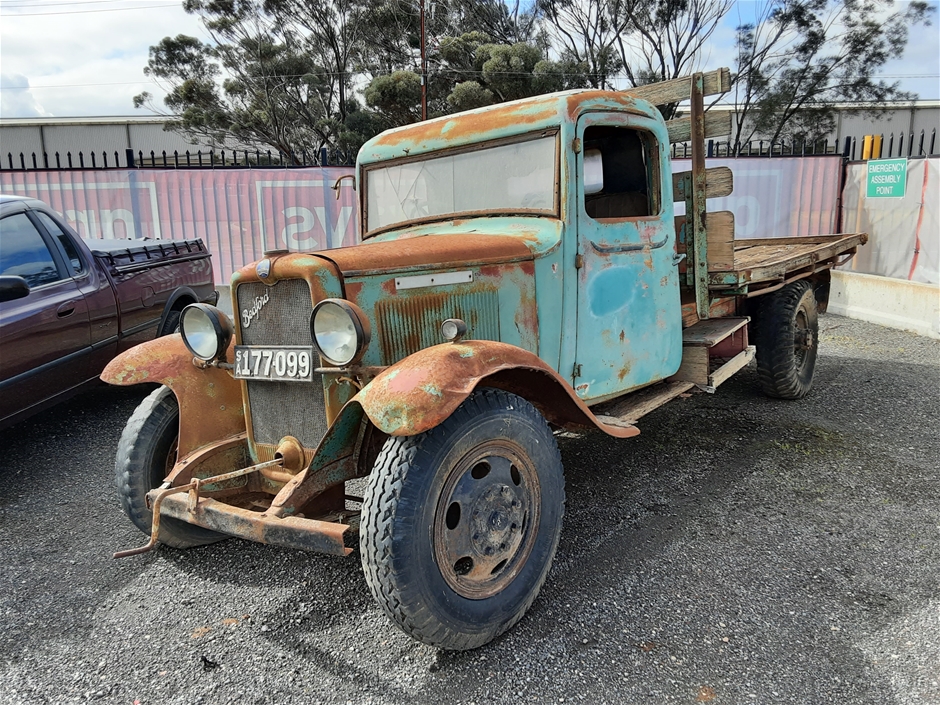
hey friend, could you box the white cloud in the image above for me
[0,1,204,117]
[0,0,936,119]
[0,73,51,117]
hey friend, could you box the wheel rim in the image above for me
[433,440,541,599]
[793,307,814,371]
[154,433,179,487]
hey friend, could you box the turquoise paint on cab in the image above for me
[572,112,683,402]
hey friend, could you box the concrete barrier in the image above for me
[828,270,940,339]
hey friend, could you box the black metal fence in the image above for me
[670,129,937,160]
[2,146,356,172]
[3,129,936,171]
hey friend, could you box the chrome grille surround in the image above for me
[236,279,329,450]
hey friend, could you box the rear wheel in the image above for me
[360,388,565,650]
[754,280,819,399]
[114,386,224,548]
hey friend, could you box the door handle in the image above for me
[57,300,77,317]
[673,253,687,266]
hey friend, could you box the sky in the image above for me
[1,0,938,119]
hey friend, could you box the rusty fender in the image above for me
[353,340,639,438]
[101,335,245,457]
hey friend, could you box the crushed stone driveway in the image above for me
[1,315,938,705]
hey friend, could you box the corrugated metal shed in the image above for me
[0,116,206,164]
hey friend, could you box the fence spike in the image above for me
[31,153,38,169]
[44,152,50,169]
[930,128,936,155]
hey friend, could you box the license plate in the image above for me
[233,346,315,382]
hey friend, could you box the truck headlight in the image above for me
[310,299,370,367]
[180,304,234,361]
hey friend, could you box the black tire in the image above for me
[114,386,225,549]
[360,388,565,650]
[158,308,182,337]
[754,280,819,399]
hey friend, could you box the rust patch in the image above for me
[321,234,533,275]
[101,336,245,458]
[344,281,363,300]
[619,330,625,343]
[372,104,559,147]
[386,366,429,393]
[564,91,646,119]
[356,340,639,439]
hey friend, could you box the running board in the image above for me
[595,380,696,427]
[670,316,754,393]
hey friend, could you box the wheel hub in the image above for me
[433,440,541,599]
[468,484,526,560]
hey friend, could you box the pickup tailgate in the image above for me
[90,238,214,345]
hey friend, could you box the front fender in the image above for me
[354,340,639,438]
[101,336,245,457]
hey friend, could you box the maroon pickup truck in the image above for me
[0,195,216,428]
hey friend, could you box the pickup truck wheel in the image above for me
[755,280,819,400]
[158,308,182,336]
[360,388,565,650]
[114,386,224,549]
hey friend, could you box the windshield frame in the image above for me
[360,128,561,238]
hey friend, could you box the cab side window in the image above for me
[36,211,85,275]
[0,213,64,288]
[583,126,660,220]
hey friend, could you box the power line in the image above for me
[0,0,159,7]
[2,2,178,15]
[2,71,938,90]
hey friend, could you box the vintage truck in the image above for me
[0,194,217,429]
[103,69,866,650]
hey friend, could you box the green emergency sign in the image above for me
[867,158,907,198]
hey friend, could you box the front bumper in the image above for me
[159,491,351,556]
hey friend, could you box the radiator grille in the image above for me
[376,290,500,362]
[236,280,328,449]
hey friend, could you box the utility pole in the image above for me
[420,0,427,121]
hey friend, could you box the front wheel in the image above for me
[754,280,819,399]
[114,386,225,549]
[360,388,565,650]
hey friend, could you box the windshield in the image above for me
[364,133,557,235]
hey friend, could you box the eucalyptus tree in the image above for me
[732,0,934,146]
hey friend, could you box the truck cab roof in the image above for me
[357,89,663,166]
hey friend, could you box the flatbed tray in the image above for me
[708,233,867,290]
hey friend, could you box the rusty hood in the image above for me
[317,232,530,279]
[314,218,563,279]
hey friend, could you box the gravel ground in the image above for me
[1,315,937,705]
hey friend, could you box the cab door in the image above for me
[573,112,682,402]
[0,210,92,424]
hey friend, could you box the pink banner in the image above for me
[0,168,357,283]
[673,157,843,238]
[1,157,845,284]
